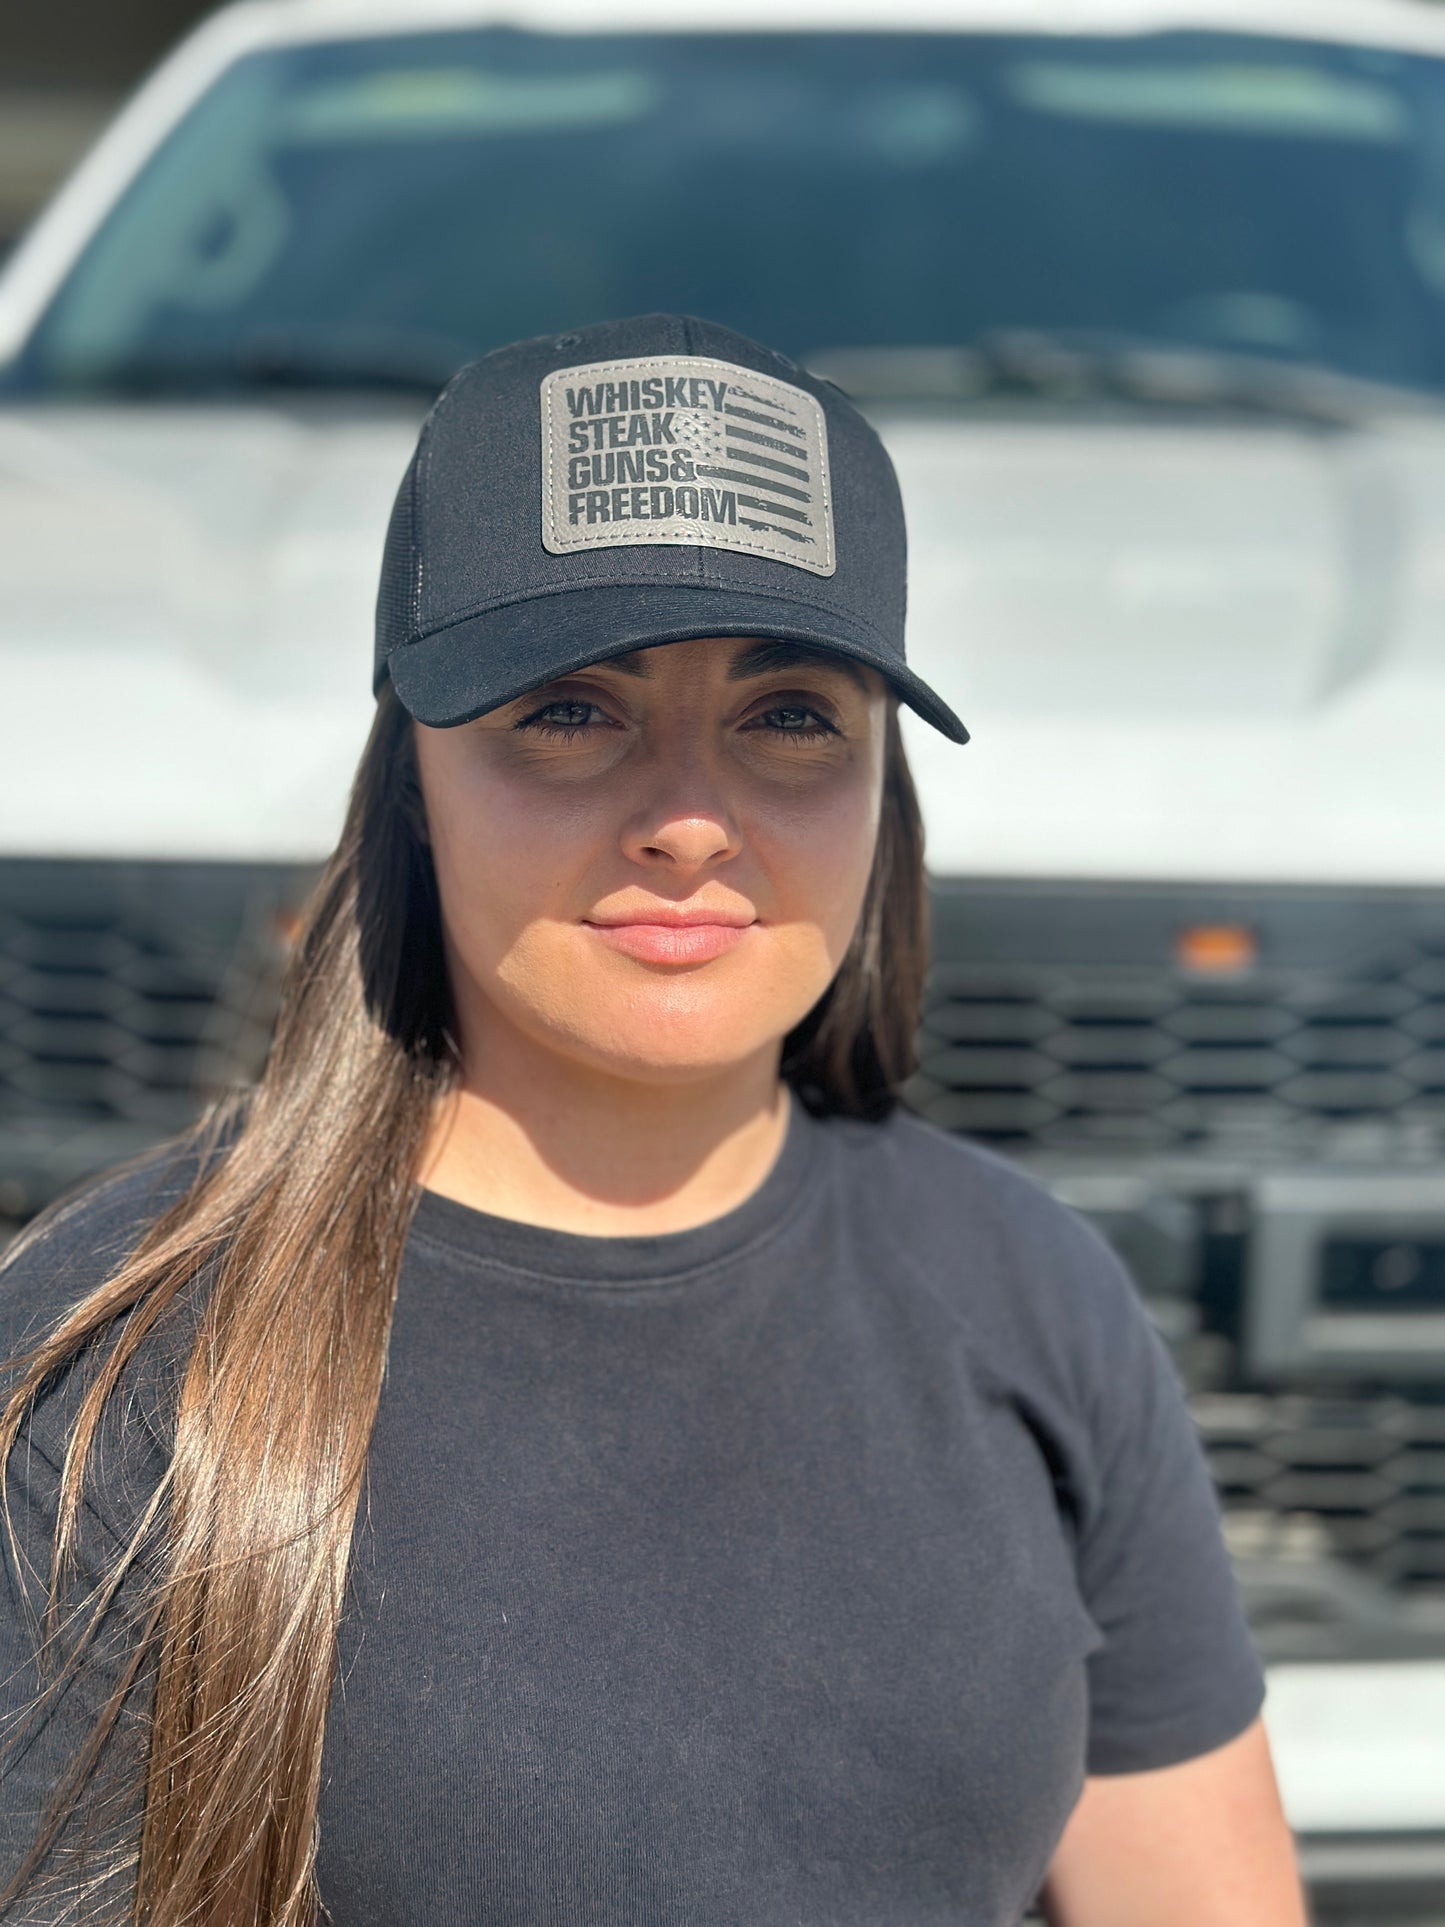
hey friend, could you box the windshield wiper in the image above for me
[56,331,469,400]
[804,330,1445,427]
[225,334,465,394]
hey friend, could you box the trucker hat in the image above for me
[374,312,969,744]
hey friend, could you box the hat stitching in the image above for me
[413,404,446,634]
[408,448,425,637]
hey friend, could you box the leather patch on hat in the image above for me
[540,354,836,577]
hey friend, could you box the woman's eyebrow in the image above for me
[595,651,650,678]
[577,642,871,690]
[725,641,871,691]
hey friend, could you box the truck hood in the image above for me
[0,402,410,864]
[2,399,1442,882]
[893,409,1445,886]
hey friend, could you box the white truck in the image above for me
[2,0,1444,1914]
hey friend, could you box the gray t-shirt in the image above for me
[1,1098,1266,1925]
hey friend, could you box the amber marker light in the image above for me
[272,907,305,951]
[1174,923,1257,974]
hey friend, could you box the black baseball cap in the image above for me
[374,312,968,743]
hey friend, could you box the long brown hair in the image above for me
[0,675,928,1926]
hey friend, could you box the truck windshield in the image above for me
[14,25,1445,398]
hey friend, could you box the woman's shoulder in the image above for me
[0,1130,229,1537]
[0,1134,215,1361]
[818,1104,1148,1395]
[826,1104,1109,1265]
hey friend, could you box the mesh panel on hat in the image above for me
[374,450,423,686]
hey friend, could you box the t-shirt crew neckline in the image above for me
[406,1087,823,1287]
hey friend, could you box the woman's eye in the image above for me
[752,704,839,740]
[514,699,606,739]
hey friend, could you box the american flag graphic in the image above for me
[685,381,823,552]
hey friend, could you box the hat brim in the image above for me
[382,583,969,744]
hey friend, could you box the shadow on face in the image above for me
[412,634,891,1089]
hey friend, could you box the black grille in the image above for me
[909,883,1445,1160]
[0,860,318,1217]
[1199,1390,1445,1606]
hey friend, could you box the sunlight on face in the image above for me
[412,635,889,1089]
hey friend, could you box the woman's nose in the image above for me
[619,756,744,872]
[628,809,741,870]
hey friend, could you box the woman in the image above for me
[0,313,1305,1926]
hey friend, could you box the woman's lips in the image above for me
[584,921,753,964]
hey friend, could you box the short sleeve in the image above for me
[1070,1233,1268,1775]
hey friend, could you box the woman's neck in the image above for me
[416,1036,792,1237]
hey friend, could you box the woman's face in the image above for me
[412,635,889,1088]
